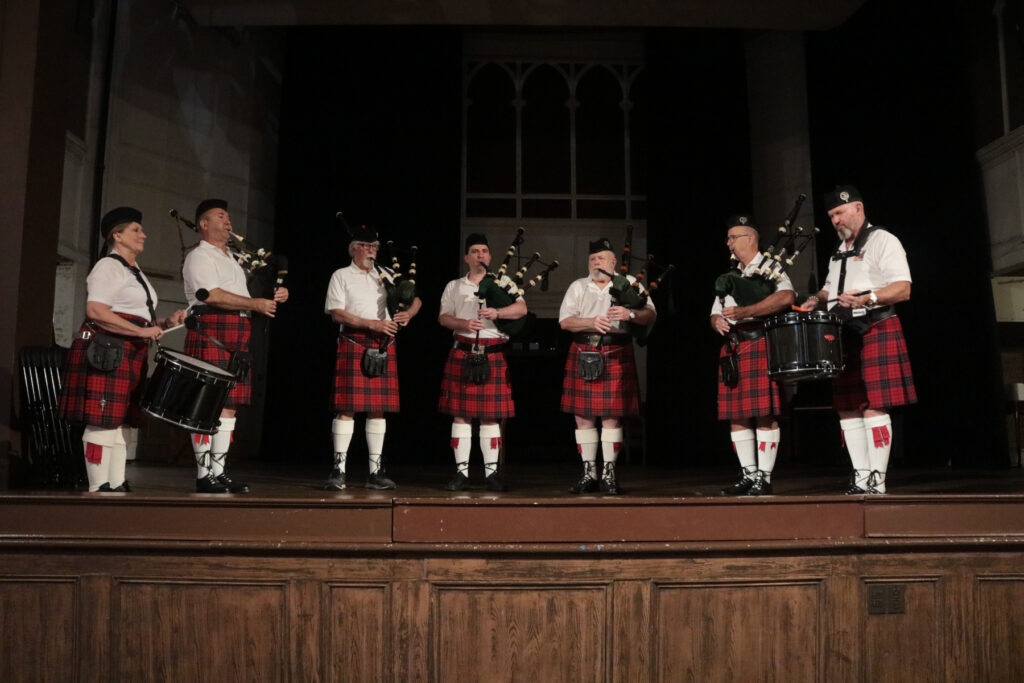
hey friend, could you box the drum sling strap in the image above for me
[831,224,878,336]
[84,254,156,372]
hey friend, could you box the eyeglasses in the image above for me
[726,233,755,243]
[354,241,381,250]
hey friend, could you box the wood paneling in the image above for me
[0,578,77,683]
[976,576,1024,683]
[655,580,822,682]
[116,580,287,681]
[434,584,609,681]
[862,578,941,682]
[326,584,388,682]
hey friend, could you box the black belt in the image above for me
[454,340,506,354]
[866,306,896,324]
[190,305,250,319]
[573,333,628,347]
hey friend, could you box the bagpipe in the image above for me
[599,225,674,345]
[476,228,559,338]
[169,208,285,298]
[713,194,818,308]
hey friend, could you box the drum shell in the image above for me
[140,349,236,434]
[765,311,844,382]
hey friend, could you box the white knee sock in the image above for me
[366,418,386,474]
[840,417,871,489]
[601,427,623,464]
[756,428,781,482]
[107,426,129,489]
[575,428,599,478]
[210,417,236,478]
[82,426,117,492]
[191,432,213,478]
[480,423,501,476]
[863,414,893,493]
[332,418,355,473]
[730,429,757,479]
[451,422,472,474]
[124,427,139,461]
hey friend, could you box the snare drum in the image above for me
[764,311,844,382]
[140,348,236,433]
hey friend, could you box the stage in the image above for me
[2,463,1024,681]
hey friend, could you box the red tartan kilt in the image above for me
[438,338,515,419]
[332,331,401,414]
[57,314,151,428]
[183,313,251,408]
[560,342,640,417]
[717,337,782,420]
[833,315,917,411]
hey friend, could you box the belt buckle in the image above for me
[585,334,601,346]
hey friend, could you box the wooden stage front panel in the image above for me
[2,480,1024,681]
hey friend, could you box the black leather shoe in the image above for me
[569,476,599,494]
[324,469,347,491]
[444,471,471,491]
[366,470,397,490]
[747,472,773,496]
[196,474,230,493]
[721,476,755,496]
[866,470,886,494]
[600,476,619,495]
[96,483,112,492]
[845,471,869,495]
[216,473,250,494]
[484,471,507,492]
[112,481,131,492]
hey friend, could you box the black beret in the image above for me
[725,214,757,230]
[100,206,142,239]
[588,237,614,255]
[464,233,488,253]
[195,198,228,225]
[822,185,864,211]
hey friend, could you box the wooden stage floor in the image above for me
[3,461,1024,551]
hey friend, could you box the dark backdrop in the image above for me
[267,4,1007,473]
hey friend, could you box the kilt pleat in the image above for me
[332,330,401,414]
[58,313,151,428]
[560,342,640,417]
[717,337,782,420]
[833,315,917,411]
[438,337,515,419]
[184,313,252,408]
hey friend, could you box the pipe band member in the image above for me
[183,198,289,494]
[324,223,421,491]
[558,237,656,495]
[59,206,187,491]
[438,233,527,492]
[711,214,795,496]
[799,185,916,494]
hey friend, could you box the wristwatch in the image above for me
[868,291,878,306]
[628,310,636,320]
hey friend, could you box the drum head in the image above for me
[158,348,234,378]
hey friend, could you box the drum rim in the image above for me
[156,347,235,379]
[141,405,220,434]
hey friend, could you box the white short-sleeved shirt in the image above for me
[558,275,657,334]
[182,240,250,306]
[440,274,522,340]
[710,258,794,322]
[823,227,912,311]
[87,254,157,321]
[325,262,391,331]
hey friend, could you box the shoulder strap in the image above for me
[106,253,156,323]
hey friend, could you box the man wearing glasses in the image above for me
[324,224,421,490]
[710,215,795,496]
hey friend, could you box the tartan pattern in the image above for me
[184,312,252,408]
[717,337,782,420]
[833,316,917,411]
[58,313,150,428]
[332,331,401,414]
[560,341,641,417]
[438,338,515,419]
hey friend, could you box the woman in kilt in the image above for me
[437,234,526,492]
[710,215,795,496]
[58,207,186,491]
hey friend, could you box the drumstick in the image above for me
[825,290,870,303]
[162,324,186,334]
